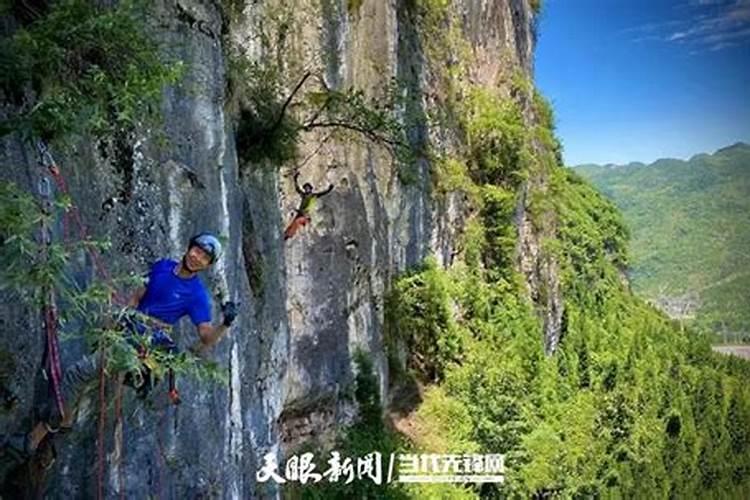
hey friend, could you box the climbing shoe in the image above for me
[33,435,57,471]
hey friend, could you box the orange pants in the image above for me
[284,214,311,240]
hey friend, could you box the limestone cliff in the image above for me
[0,0,557,497]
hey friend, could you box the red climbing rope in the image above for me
[114,376,125,500]
[37,141,122,299]
[36,150,66,423]
[35,140,126,500]
[34,140,182,499]
[43,296,65,421]
[96,349,107,500]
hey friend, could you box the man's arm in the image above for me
[314,184,334,197]
[195,323,229,350]
[294,172,305,195]
[191,302,238,354]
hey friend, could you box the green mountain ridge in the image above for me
[716,141,750,155]
[573,141,750,340]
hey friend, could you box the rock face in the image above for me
[0,0,555,498]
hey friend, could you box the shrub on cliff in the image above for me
[0,0,181,143]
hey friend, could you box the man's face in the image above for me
[184,245,212,272]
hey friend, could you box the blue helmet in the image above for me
[189,232,222,263]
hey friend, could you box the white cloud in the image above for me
[708,41,740,50]
[627,0,750,52]
[701,25,750,43]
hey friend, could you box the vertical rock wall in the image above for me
[0,0,552,498]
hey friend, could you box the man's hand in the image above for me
[222,301,238,327]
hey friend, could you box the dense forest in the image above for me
[1,1,749,498]
[576,143,750,343]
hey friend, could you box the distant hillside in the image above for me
[574,142,750,341]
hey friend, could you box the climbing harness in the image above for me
[119,310,182,405]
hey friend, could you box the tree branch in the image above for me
[299,121,406,148]
[269,71,312,133]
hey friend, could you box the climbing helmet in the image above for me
[188,232,222,263]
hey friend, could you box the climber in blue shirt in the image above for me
[122,233,237,355]
[2,232,238,465]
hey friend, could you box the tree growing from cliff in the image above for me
[228,58,410,170]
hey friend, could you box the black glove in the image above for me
[222,301,238,326]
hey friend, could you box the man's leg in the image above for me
[284,214,310,240]
[30,351,102,450]
[1,350,102,471]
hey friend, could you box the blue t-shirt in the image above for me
[136,259,212,326]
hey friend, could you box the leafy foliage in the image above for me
[1,180,75,306]
[0,0,181,142]
[479,184,518,277]
[463,88,528,187]
[432,156,477,200]
[384,76,750,497]
[229,60,301,167]
[301,82,410,160]
[392,228,750,498]
[386,257,464,381]
[555,169,630,290]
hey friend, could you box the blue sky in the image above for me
[535,0,750,165]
